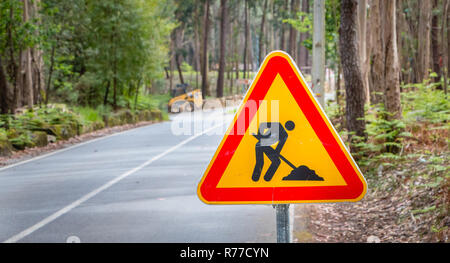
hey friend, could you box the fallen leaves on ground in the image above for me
[301,151,449,243]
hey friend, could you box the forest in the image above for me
[0,0,449,242]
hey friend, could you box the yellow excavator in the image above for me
[167,83,203,113]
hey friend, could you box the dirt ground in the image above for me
[293,160,449,243]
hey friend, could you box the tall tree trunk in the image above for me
[280,0,289,51]
[339,0,367,151]
[201,0,211,98]
[134,78,141,110]
[358,0,369,105]
[3,4,16,114]
[32,49,43,106]
[243,0,248,79]
[112,22,118,110]
[103,81,110,106]
[369,0,402,121]
[258,0,269,67]
[22,0,34,108]
[269,1,275,52]
[235,51,239,82]
[248,16,254,72]
[175,53,185,85]
[369,0,385,105]
[174,25,186,85]
[233,19,240,83]
[396,0,407,84]
[229,17,237,94]
[14,50,23,109]
[169,34,175,93]
[336,60,342,112]
[7,5,17,100]
[217,0,228,98]
[235,23,240,83]
[31,0,43,105]
[45,44,56,105]
[112,73,117,110]
[210,8,217,67]
[312,0,326,106]
[0,57,12,114]
[194,5,201,90]
[431,0,441,85]
[383,0,402,121]
[416,0,432,83]
[298,0,310,69]
[288,0,300,59]
[442,0,449,96]
[403,0,420,83]
[448,2,450,91]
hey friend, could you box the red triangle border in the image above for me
[198,52,366,204]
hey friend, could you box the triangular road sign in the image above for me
[197,51,367,204]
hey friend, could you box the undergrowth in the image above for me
[0,93,169,152]
[326,79,449,241]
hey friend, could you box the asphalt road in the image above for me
[0,109,276,243]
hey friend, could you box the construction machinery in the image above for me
[167,83,203,113]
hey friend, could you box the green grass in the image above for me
[73,106,104,124]
[134,93,171,112]
[0,128,7,141]
[402,81,450,124]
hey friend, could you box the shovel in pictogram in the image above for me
[276,152,324,181]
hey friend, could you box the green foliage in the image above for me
[0,128,7,141]
[351,104,407,164]
[282,0,341,70]
[36,0,175,109]
[0,101,166,151]
[0,106,80,149]
[73,73,104,106]
[283,11,312,34]
[411,205,436,215]
[8,132,33,150]
[132,94,171,112]
[402,80,450,124]
[73,106,104,125]
[418,176,444,189]
[0,0,38,54]
[347,79,449,209]
[324,101,341,121]
[181,61,194,74]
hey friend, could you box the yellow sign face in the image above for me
[197,51,367,204]
[216,74,348,188]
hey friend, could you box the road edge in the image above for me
[0,121,162,172]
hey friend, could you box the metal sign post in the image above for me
[275,204,291,243]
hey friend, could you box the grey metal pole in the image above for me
[275,204,291,243]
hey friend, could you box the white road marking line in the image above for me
[3,123,224,243]
[0,123,159,173]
